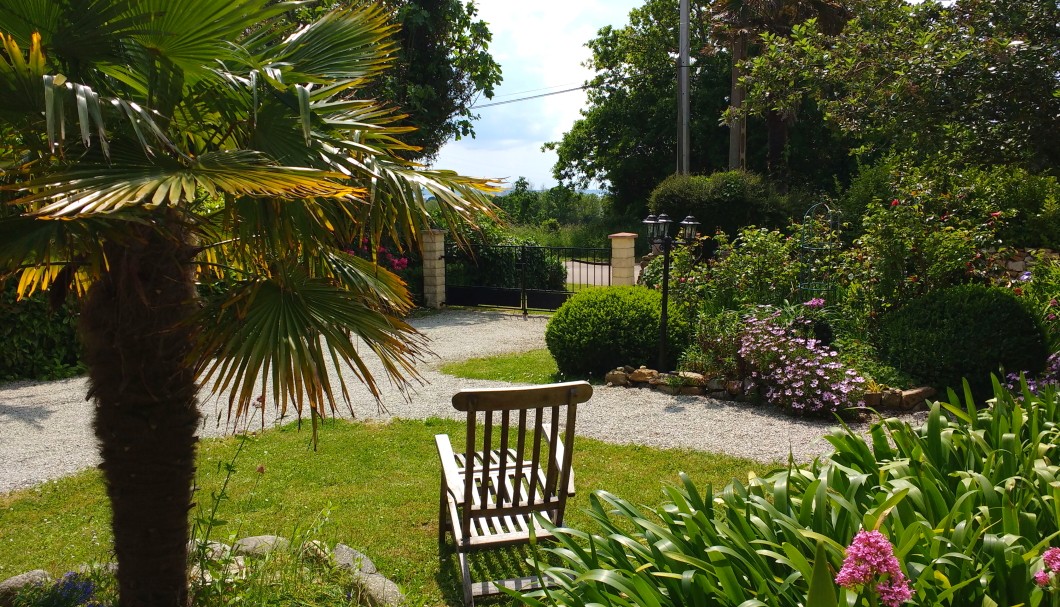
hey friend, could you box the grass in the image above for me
[0,418,769,606]
[439,348,564,384]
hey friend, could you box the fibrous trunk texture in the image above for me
[80,217,200,607]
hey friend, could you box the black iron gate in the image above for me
[445,244,611,313]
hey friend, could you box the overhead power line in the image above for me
[470,86,587,109]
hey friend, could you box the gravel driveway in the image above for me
[0,309,857,494]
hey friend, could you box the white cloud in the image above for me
[432,0,643,189]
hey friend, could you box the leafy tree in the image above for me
[289,0,502,162]
[548,0,854,214]
[546,0,732,216]
[709,0,850,182]
[0,3,495,606]
[742,0,1060,172]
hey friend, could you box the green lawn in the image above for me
[0,418,769,606]
[439,348,565,384]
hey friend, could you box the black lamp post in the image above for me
[643,213,700,371]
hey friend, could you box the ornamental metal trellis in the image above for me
[798,202,840,301]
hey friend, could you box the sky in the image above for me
[430,0,646,191]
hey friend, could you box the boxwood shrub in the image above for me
[648,170,781,237]
[0,284,83,381]
[877,284,1047,396]
[545,286,689,377]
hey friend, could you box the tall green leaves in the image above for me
[525,380,1060,606]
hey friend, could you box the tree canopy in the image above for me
[289,0,502,162]
[546,0,732,215]
[741,0,1060,172]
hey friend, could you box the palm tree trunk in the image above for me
[728,33,748,170]
[80,215,200,607]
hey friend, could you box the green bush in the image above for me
[0,284,83,381]
[678,308,743,380]
[545,286,689,376]
[648,170,780,237]
[877,284,1047,396]
[704,227,801,310]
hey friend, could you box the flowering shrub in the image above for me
[739,307,865,416]
[835,530,913,607]
[345,239,410,273]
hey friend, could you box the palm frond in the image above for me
[122,0,288,80]
[270,4,398,85]
[0,212,138,295]
[0,32,46,119]
[356,154,501,250]
[195,264,427,426]
[7,150,364,216]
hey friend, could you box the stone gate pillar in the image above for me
[421,229,447,308]
[608,232,637,286]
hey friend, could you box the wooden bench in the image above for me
[435,381,592,606]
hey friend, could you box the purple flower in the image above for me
[836,530,913,607]
[1019,270,1033,282]
[803,297,826,309]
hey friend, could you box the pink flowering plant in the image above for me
[1035,547,1060,606]
[738,306,866,416]
[835,530,914,607]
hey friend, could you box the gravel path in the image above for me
[0,309,862,494]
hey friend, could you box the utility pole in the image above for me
[677,0,690,175]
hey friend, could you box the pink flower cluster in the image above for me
[1035,547,1060,587]
[835,530,913,607]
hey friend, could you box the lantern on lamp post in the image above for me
[643,213,700,371]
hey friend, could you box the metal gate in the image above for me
[445,244,611,313]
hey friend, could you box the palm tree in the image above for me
[0,2,496,606]
[710,0,848,178]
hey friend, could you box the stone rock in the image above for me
[628,367,658,383]
[604,369,629,387]
[706,378,725,391]
[900,387,937,411]
[354,573,406,607]
[863,392,882,409]
[653,383,681,396]
[188,556,246,585]
[679,386,703,396]
[678,371,706,386]
[725,380,743,396]
[300,539,330,562]
[648,373,669,386]
[232,535,289,556]
[0,570,50,607]
[709,390,731,400]
[334,543,377,575]
[1007,260,1026,272]
[881,389,903,410]
[187,539,231,561]
[622,365,636,374]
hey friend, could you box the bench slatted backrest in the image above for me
[452,381,591,533]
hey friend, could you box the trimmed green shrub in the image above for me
[545,286,689,376]
[0,284,83,381]
[648,170,780,237]
[877,284,1047,396]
